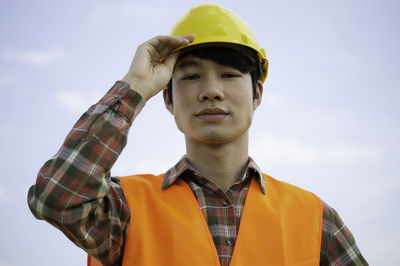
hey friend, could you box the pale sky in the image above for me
[1,0,399,265]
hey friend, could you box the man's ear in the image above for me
[163,89,174,115]
[253,80,263,111]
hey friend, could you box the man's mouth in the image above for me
[195,108,228,121]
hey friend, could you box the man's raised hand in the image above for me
[122,35,195,101]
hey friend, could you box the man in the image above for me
[28,4,367,266]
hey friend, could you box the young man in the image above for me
[27,4,367,266]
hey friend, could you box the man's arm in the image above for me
[28,81,143,265]
[320,203,368,265]
[27,35,194,265]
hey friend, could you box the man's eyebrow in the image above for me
[176,60,201,69]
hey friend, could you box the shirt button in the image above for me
[222,200,229,206]
[225,239,234,246]
[113,94,119,99]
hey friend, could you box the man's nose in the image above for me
[198,77,225,102]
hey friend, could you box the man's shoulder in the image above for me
[263,173,319,197]
[261,173,324,215]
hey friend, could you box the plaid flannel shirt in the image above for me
[28,81,368,266]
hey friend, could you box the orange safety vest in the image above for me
[88,173,323,266]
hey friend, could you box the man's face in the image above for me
[164,54,263,145]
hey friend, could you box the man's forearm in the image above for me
[27,81,145,265]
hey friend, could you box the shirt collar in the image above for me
[162,155,266,194]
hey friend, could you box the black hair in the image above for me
[167,45,261,104]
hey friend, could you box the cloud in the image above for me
[1,48,67,67]
[54,90,102,115]
[54,90,88,114]
[250,134,382,166]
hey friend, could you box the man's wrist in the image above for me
[121,75,153,102]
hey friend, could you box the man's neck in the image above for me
[185,132,249,192]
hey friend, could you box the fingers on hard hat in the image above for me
[181,34,195,43]
[147,35,193,58]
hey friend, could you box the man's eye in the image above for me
[182,74,200,80]
[222,73,241,78]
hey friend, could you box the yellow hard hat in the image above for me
[170,3,268,83]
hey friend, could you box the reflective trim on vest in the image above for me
[116,173,322,266]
